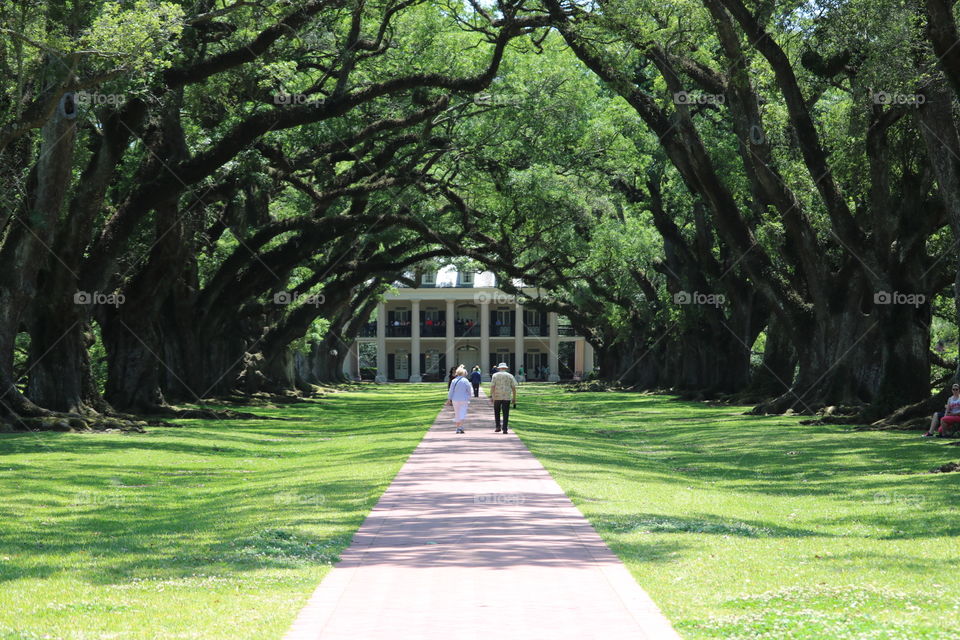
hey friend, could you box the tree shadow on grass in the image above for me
[0,475,386,585]
[515,394,958,487]
[591,511,828,538]
[807,549,960,571]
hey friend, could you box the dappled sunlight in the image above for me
[511,385,960,639]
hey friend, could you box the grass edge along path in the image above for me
[509,384,960,640]
[0,384,441,640]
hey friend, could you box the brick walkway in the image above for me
[284,389,680,640]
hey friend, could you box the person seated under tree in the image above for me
[923,383,960,437]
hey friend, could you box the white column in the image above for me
[574,340,584,379]
[409,299,422,382]
[584,340,595,376]
[514,300,524,380]
[445,299,455,372]
[480,299,491,381]
[354,342,362,379]
[341,342,354,378]
[375,301,387,383]
[548,311,560,382]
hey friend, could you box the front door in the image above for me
[525,352,547,378]
[456,345,480,372]
[393,350,409,380]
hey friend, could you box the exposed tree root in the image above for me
[931,461,960,473]
[0,383,374,432]
[140,403,290,421]
[0,412,158,433]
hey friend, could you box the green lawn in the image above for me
[0,385,441,640]
[4,383,959,639]
[510,384,960,640]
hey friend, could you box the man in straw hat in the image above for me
[490,362,518,434]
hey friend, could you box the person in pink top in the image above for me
[923,383,960,437]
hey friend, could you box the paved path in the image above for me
[285,389,680,640]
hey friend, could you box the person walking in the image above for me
[469,365,482,397]
[447,366,457,389]
[447,366,472,434]
[490,362,518,434]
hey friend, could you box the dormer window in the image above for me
[461,271,474,286]
[421,271,436,286]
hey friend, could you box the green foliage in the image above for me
[81,1,184,72]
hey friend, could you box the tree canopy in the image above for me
[2,0,960,429]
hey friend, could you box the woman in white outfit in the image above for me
[446,365,472,434]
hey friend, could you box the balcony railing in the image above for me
[363,323,577,338]
[523,324,548,337]
[455,322,480,337]
[420,324,446,337]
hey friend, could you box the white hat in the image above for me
[497,362,509,369]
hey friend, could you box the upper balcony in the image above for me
[558,325,578,336]
[386,323,411,337]
[454,319,480,337]
[490,323,514,337]
[420,321,446,337]
[523,323,549,337]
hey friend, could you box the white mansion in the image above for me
[345,267,594,382]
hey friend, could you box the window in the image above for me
[421,271,436,285]
[524,309,543,336]
[461,271,474,285]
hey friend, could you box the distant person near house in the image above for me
[490,362,518,434]
[469,366,482,397]
[447,366,457,389]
